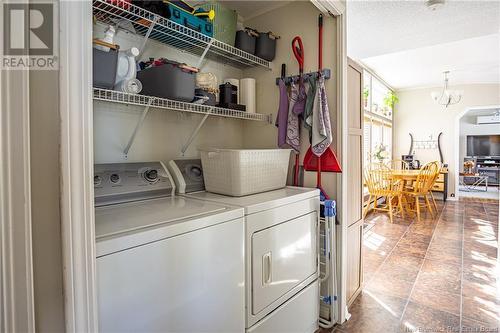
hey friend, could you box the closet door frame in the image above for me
[59,2,98,331]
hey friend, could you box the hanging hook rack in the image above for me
[408,132,444,163]
[275,68,331,86]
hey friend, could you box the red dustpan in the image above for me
[303,149,342,172]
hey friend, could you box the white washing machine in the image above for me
[94,162,246,333]
[169,159,320,333]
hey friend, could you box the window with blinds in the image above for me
[363,71,393,167]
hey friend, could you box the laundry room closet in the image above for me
[89,0,347,332]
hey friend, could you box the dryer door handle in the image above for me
[262,252,272,286]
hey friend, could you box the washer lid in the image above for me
[95,196,241,239]
[185,187,320,215]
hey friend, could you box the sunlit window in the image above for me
[363,71,394,194]
[363,71,393,166]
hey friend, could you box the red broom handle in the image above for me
[317,14,323,188]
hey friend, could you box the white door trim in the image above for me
[0,59,35,331]
[453,104,500,200]
[334,7,349,325]
[311,0,348,323]
[59,2,98,331]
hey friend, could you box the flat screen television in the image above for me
[467,135,500,157]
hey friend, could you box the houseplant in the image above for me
[363,87,369,109]
[373,143,390,163]
[383,91,399,117]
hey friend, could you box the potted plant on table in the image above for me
[373,143,390,163]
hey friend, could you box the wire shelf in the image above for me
[93,88,272,123]
[92,0,272,70]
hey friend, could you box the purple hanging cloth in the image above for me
[292,78,306,116]
[275,78,289,148]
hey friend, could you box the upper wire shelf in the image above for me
[92,0,272,70]
[93,88,273,123]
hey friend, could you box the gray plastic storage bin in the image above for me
[93,48,118,89]
[235,29,256,54]
[255,32,279,61]
[137,64,195,102]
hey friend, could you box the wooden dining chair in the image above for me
[387,159,409,171]
[363,163,404,223]
[427,161,442,213]
[402,161,439,221]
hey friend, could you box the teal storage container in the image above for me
[166,3,213,37]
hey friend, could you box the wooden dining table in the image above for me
[390,169,420,181]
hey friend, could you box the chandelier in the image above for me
[430,71,463,108]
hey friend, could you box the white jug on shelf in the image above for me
[114,47,141,94]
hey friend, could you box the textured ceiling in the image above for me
[347,0,500,59]
[362,33,500,89]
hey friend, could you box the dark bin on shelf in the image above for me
[137,63,196,102]
[93,47,119,89]
[255,32,279,61]
[219,82,237,104]
[235,28,257,54]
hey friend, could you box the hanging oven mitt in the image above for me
[312,75,332,156]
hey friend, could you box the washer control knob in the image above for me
[191,166,202,177]
[110,173,120,184]
[94,175,102,186]
[144,169,158,182]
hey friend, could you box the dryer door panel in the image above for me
[251,212,317,315]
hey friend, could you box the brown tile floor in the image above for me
[328,197,499,333]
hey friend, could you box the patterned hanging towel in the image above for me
[275,78,289,148]
[311,75,332,156]
[286,82,301,152]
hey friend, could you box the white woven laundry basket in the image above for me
[199,149,292,196]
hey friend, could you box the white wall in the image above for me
[459,113,500,166]
[394,84,500,197]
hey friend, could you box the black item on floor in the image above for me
[235,28,258,54]
[219,82,238,104]
[255,31,279,61]
[132,1,169,17]
[194,89,216,106]
[137,62,196,102]
[92,44,119,89]
[217,102,246,112]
